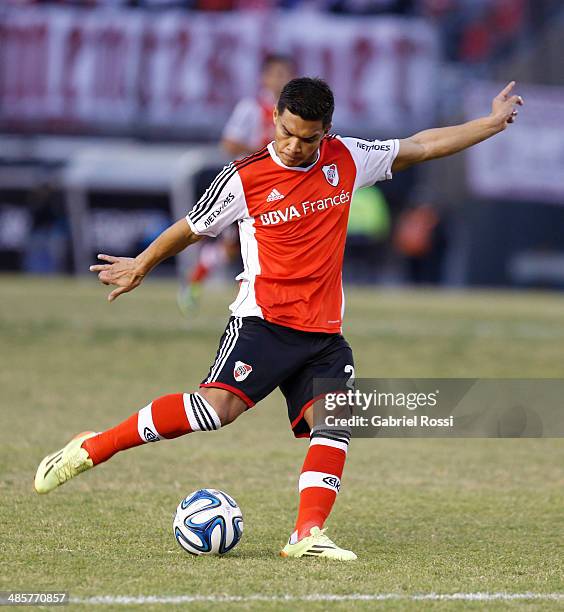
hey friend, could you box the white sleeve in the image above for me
[186,164,247,238]
[222,98,261,149]
[338,136,400,189]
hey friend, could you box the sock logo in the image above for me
[322,475,341,491]
[143,427,159,442]
[233,360,253,382]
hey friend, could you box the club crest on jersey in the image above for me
[233,360,253,382]
[322,164,339,187]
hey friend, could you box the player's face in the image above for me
[273,108,328,167]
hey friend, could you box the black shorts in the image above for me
[200,316,354,438]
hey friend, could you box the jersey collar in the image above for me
[267,142,321,172]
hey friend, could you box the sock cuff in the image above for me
[309,436,349,453]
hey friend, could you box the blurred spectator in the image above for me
[196,0,234,9]
[222,53,294,157]
[393,203,447,284]
[178,53,294,313]
[23,182,69,275]
[418,0,529,63]
[28,0,140,6]
[1,0,555,94]
[140,1,197,7]
[344,186,391,283]
[327,0,415,15]
[235,0,277,8]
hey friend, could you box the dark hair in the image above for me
[276,77,335,127]
[262,53,294,71]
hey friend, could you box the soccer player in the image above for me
[35,78,523,560]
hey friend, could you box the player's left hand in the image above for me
[491,81,524,129]
[89,254,145,302]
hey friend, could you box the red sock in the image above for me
[82,393,219,465]
[293,438,347,541]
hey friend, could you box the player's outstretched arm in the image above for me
[392,81,524,172]
[89,218,201,302]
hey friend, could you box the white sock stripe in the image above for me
[207,317,242,382]
[190,394,209,431]
[191,394,212,430]
[309,437,349,453]
[193,394,216,431]
[182,393,201,431]
[191,395,210,430]
[195,393,221,430]
[137,403,162,443]
[299,471,341,494]
[182,393,222,432]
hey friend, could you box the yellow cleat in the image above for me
[280,527,357,561]
[34,431,97,494]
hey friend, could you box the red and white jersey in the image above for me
[186,135,399,333]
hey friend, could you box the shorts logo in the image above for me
[143,427,159,442]
[233,360,253,382]
[322,476,341,491]
[322,164,339,187]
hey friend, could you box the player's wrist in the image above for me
[133,254,151,278]
[486,112,507,133]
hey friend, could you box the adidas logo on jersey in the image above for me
[233,361,253,382]
[266,188,285,202]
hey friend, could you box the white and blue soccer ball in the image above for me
[173,488,243,555]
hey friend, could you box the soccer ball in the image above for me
[173,488,243,555]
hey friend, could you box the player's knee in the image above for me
[198,387,247,427]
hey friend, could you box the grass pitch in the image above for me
[1,276,563,611]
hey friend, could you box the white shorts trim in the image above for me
[206,317,243,383]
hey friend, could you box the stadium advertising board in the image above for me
[0,8,438,137]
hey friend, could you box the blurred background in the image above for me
[1,0,563,292]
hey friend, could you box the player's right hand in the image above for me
[490,81,524,129]
[89,254,145,302]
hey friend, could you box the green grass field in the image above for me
[1,276,563,611]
